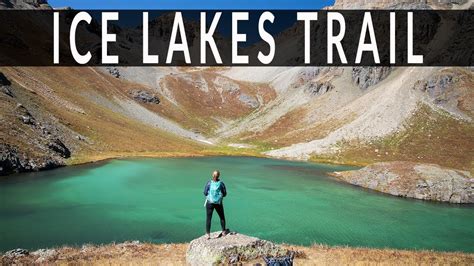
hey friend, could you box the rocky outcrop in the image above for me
[12,104,72,158]
[0,144,64,175]
[16,103,35,125]
[213,76,240,94]
[304,81,334,96]
[0,0,51,9]
[0,73,71,175]
[47,139,71,158]
[352,67,391,90]
[105,67,120,78]
[238,93,259,108]
[186,232,290,265]
[1,85,14,97]
[415,73,455,100]
[333,0,467,9]
[2,247,58,264]
[0,72,11,86]
[3,248,29,258]
[333,161,473,203]
[129,89,160,104]
[412,69,474,120]
[0,72,14,97]
[0,144,26,175]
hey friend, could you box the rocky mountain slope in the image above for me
[1,0,473,179]
[332,0,470,9]
[0,67,206,175]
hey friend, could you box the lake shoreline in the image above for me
[3,152,473,206]
[2,241,473,265]
[0,150,362,178]
[2,156,473,254]
[64,152,474,206]
[66,151,363,173]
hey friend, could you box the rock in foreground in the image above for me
[186,232,289,265]
[2,241,473,265]
[334,161,473,203]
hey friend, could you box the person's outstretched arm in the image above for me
[221,182,227,197]
[203,181,210,196]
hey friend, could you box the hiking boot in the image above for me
[222,229,229,236]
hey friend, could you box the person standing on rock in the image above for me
[203,170,228,240]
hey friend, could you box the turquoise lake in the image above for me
[0,156,473,252]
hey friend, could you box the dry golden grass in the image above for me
[0,66,205,162]
[311,104,474,173]
[2,242,473,265]
[159,71,276,134]
[238,106,310,148]
[0,66,281,167]
[1,243,187,265]
[289,244,474,265]
[245,106,355,149]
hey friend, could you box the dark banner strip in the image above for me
[0,10,472,66]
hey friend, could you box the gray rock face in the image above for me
[0,72,73,176]
[415,73,454,99]
[1,144,27,175]
[334,161,473,203]
[2,248,59,264]
[0,72,14,97]
[0,72,11,86]
[0,0,50,9]
[47,139,71,158]
[238,93,259,108]
[413,70,473,119]
[352,67,391,90]
[129,89,160,104]
[106,67,120,78]
[186,232,289,265]
[415,73,459,105]
[3,248,29,258]
[0,144,64,175]
[304,81,334,96]
[1,85,13,97]
[16,104,36,125]
[333,0,466,9]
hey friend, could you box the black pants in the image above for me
[206,202,226,234]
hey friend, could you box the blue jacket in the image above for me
[203,180,227,197]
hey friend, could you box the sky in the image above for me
[48,0,335,10]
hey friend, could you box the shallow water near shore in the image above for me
[0,156,473,252]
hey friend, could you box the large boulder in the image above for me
[333,161,473,203]
[129,89,160,104]
[186,232,289,265]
